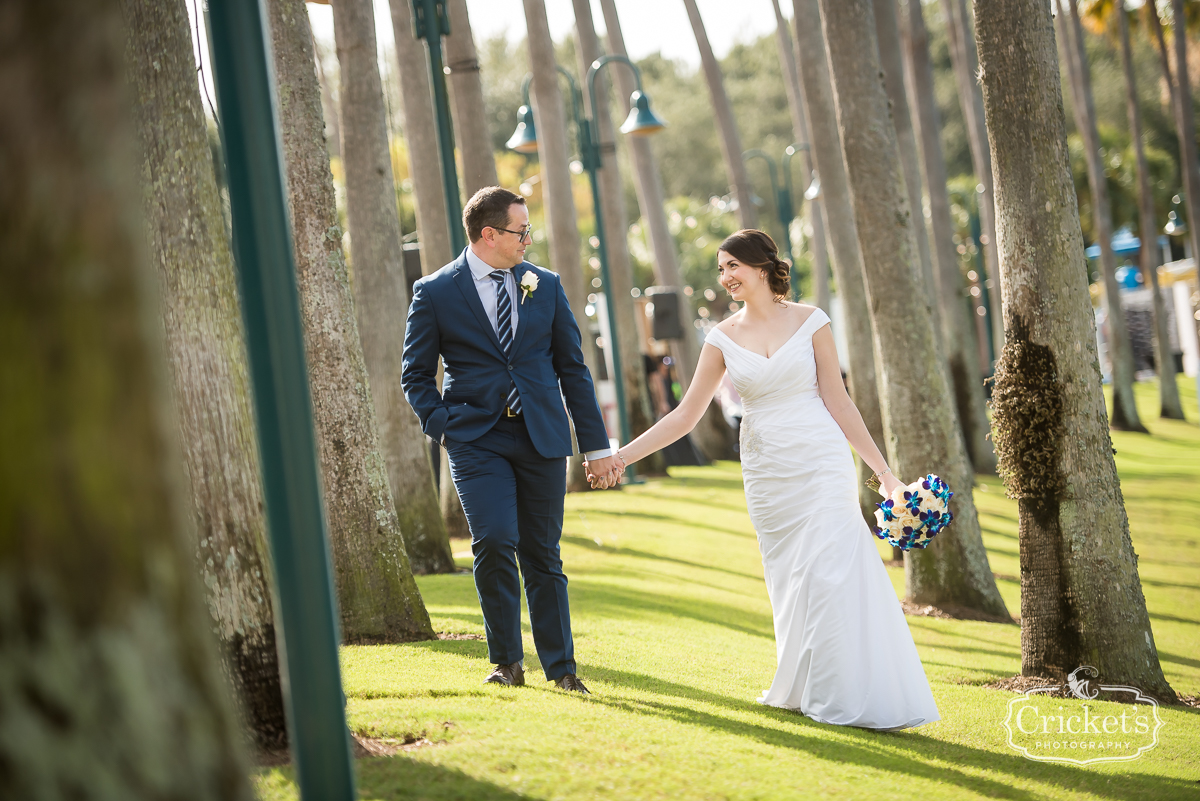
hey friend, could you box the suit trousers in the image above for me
[444,415,573,680]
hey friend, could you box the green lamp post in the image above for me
[508,56,666,479]
[743,144,812,300]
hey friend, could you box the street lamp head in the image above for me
[804,173,821,201]
[506,104,539,153]
[620,91,666,136]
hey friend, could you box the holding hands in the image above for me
[585,451,626,489]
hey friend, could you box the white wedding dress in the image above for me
[706,308,940,730]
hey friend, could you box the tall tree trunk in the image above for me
[901,0,998,474]
[124,0,287,750]
[942,0,1005,358]
[522,0,598,491]
[332,0,455,573]
[1169,0,1200,405]
[388,0,470,537]
[874,0,938,331]
[0,0,254,793]
[596,0,735,461]
[819,0,1008,618]
[1117,7,1186,420]
[770,0,830,312]
[682,0,757,229]
[314,34,342,160]
[1055,0,1147,433]
[445,0,499,196]
[974,0,1173,696]
[266,0,434,641]
[792,0,889,532]
[553,0,664,472]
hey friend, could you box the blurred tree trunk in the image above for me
[974,0,1173,696]
[873,0,938,331]
[941,0,1005,358]
[1169,0,1200,405]
[901,0,997,474]
[792,0,888,533]
[1055,0,1146,433]
[388,0,471,537]
[596,0,734,461]
[446,0,499,195]
[0,0,254,794]
[332,0,455,572]
[819,0,1009,618]
[266,0,434,641]
[313,33,342,160]
[124,0,287,750]
[541,0,663,473]
[770,0,830,312]
[522,0,597,491]
[1116,7,1185,420]
[682,0,757,229]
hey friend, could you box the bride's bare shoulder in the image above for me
[712,309,746,336]
[781,301,820,325]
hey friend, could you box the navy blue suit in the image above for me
[401,250,608,679]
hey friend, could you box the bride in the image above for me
[593,229,940,730]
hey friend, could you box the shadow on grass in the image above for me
[356,757,533,801]
[562,535,762,582]
[570,581,773,640]
[582,665,1197,801]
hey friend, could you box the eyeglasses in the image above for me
[492,224,533,241]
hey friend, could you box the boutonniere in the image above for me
[519,271,539,304]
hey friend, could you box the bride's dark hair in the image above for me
[718,229,791,299]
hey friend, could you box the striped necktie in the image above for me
[490,270,521,414]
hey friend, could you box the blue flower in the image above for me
[904,491,923,513]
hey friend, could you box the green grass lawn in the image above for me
[255,377,1200,800]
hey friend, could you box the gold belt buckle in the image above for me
[505,406,519,418]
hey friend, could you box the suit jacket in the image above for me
[401,249,610,459]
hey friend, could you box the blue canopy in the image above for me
[1084,226,1146,259]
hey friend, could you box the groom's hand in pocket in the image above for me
[585,455,622,489]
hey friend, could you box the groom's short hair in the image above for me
[464,186,526,243]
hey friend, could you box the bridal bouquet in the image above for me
[872,474,953,551]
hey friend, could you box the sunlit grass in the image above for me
[256,376,1200,800]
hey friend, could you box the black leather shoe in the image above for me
[555,674,590,695]
[484,663,525,687]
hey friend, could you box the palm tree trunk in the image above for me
[942,0,1005,358]
[974,0,1173,695]
[1116,7,1186,420]
[1169,0,1200,406]
[596,0,734,462]
[901,0,998,474]
[2,0,255,791]
[819,0,1008,618]
[522,0,599,491]
[124,0,287,750]
[770,0,830,312]
[554,0,664,472]
[332,0,455,573]
[266,0,434,642]
[388,0,471,537]
[446,0,499,196]
[682,0,757,229]
[1055,0,1146,433]
[792,0,889,534]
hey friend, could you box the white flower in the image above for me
[519,271,539,304]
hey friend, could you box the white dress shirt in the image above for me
[463,246,612,462]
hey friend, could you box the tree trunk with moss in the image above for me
[446,0,499,196]
[820,0,1008,618]
[124,0,287,750]
[266,0,434,641]
[559,0,663,474]
[596,0,734,462]
[901,0,997,473]
[792,0,888,532]
[682,0,757,229]
[1055,0,1145,433]
[1116,7,1185,421]
[388,0,471,537]
[974,0,1173,696]
[332,0,455,574]
[0,1,254,794]
[770,0,830,311]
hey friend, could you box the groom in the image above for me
[401,186,622,693]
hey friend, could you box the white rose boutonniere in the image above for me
[519,271,539,304]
